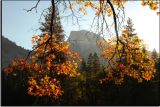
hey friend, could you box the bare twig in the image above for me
[24,0,41,13]
[69,0,80,29]
[38,8,48,24]
[106,0,126,69]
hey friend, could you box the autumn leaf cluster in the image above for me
[4,33,80,98]
[68,0,159,16]
[98,29,156,84]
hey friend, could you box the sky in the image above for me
[2,1,159,52]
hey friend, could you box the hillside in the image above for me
[1,36,29,68]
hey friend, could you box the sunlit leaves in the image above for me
[142,70,155,81]
[98,29,156,85]
[141,0,159,10]
[111,0,127,8]
[27,76,63,98]
[4,58,29,74]
[68,0,159,17]
[141,0,159,14]
[84,1,93,7]
[79,7,87,15]
[4,33,80,98]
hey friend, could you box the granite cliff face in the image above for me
[1,36,29,68]
[68,30,104,62]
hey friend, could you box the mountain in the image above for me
[68,30,104,62]
[2,31,104,68]
[2,31,156,68]
[1,36,29,68]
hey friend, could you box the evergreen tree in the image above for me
[120,18,137,63]
[151,49,159,78]
[39,6,64,42]
[87,53,93,72]
[142,46,147,53]
[92,53,101,73]
[81,58,86,71]
[151,48,158,61]
[30,4,76,104]
[38,5,67,70]
[124,18,136,37]
[86,53,101,73]
[142,46,150,62]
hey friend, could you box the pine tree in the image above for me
[124,18,136,37]
[39,6,64,42]
[151,48,158,61]
[87,53,93,72]
[142,46,147,53]
[92,53,101,73]
[141,46,150,62]
[38,5,68,65]
[81,58,86,71]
